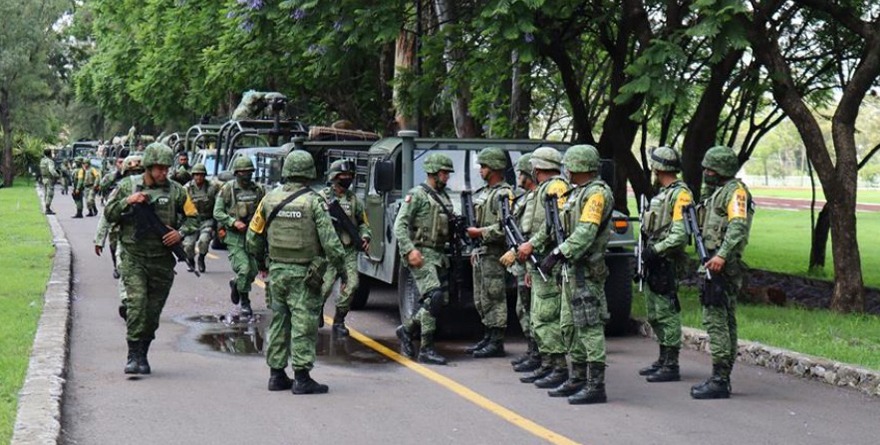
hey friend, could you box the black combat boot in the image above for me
[118,304,127,320]
[639,345,664,376]
[690,363,731,399]
[186,256,195,272]
[465,331,491,354]
[511,337,537,365]
[268,368,293,391]
[513,341,542,372]
[473,328,505,358]
[229,279,240,304]
[548,362,587,397]
[73,210,83,219]
[45,206,55,215]
[292,370,329,394]
[647,346,680,382]
[520,355,553,383]
[124,340,140,374]
[197,254,206,273]
[332,311,349,337]
[418,336,448,365]
[396,325,416,358]
[112,268,120,279]
[568,362,607,405]
[534,355,568,388]
[138,339,152,374]
[240,293,253,317]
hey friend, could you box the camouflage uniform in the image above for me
[183,164,218,272]
[247,150,345,394]
[71,158,88,218]
[60,161,70,195]
[39,153,59,213]
[170,163,192,186]
[84,162,101,216]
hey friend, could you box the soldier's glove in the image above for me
[499,250,516,267]
[539,248,565,275]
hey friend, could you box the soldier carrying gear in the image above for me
[319,159,371,337]
[464,147,514,358]
[394,152,456,365]
[170,152,192,185]
[215,156,266,317]
[247,150,346,394]
[72,156,99,218]
[183,163,218,273]
[39,149,60,215]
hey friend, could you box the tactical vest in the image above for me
[515,189,537,236]
[702,179,754,253]
[40,158,55,179]
[529,175,570,240]
[411,186,453,249]
[187,182,216,219]
[643,181,687,240]
[84,168,100,186]
[320,187,358,247]
[226,181,263,222]
[119,175,181,252]
[265,187,321,264]
[561,179,613,262]
[475,183,512,248]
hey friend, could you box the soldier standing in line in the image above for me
[214,157,266,317]
[170,152,192,185]
[182,163,218,273]
[104,143,198,375]
[39,149,60,215]
[516,147,570,388]
[71,157,87,218]
[538,145,614,404]
[79,158,101,217]
[394,153,457,365]
[464,147,514,358]
[247,150,345,394]
[691,146,754,400]
[637,147,692,383]
[318,159,371,337]
[60,158,71,195]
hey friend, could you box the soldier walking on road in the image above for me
[318,159,371,337]
[60,159,71,195]
[394,153,457,365]
[464,147,514,358]
[183,163,218,273]
[638,147,692,383]
[71,157,87,218]
[104,143,198,375]
[214,157,265,316]
[247,150,345,394]
[39,149,59,214]
[691,146,754,400]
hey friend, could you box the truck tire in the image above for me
[604,253,634,336]
[349,274,372,310]
[397,264,420,324]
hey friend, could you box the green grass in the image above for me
[0,183,52,444]
[750,186,880,204]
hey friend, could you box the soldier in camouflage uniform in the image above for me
[691,146,753,400]
[83,159,102,216]
[464,147,514,358]
[99,157,125,205]
[71,157,87,218]
[247,150,346,394]
[104,143,198,375]
[60,159,71,195]
[318,159,371,337]
[516,147,570,388]
[183,163,218,273]
[636,147,692,383]
[394,153,457,365]
[214,157,266,316]
[169,152,193,185]
[39,149,59,214]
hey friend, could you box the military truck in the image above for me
[330,131,636,335]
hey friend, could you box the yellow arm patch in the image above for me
[183,194,199,217]
[727,186,748,220]
[249,201,266,234]
[671,189,693,222]
[361,210,369,226]
[547,180,569,209]
[579,193,605,224]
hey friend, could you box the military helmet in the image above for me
[477,147,507,170]
[142,143,174,168]
[701,145,739,177]
[191,163,207,175]
[650,146,681,172]
[563,145,600,173]
[232,156,255,172]
[516,154,532,175]
[122,155,143,174]
[423,153,455,174]
[74,156,84,164]
[530,146,563,170]
[282,150,316,179]
[327,159,355,182]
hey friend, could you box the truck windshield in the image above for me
[413,150,467,193]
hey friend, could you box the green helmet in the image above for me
[142,143,174,168]
[650,146,681,172]
[516,154,532,175]
[122,155,144,174]
[282,150,316,179]
[423,153,455,174]
[477,147,507,170]
[530,146,562,171]
[191,163,207,175]
[563,144,600,173]
[327,159,355,182]
[74,156,84,164]
[232,156,255,172]
[701,145,739,177]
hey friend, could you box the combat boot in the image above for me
[473,328,505,358]
[45,206,55,215]
[124,340,140,374]
[197,254,206,273]
[534,355,568,388]
[396,325,415,358]
[186,256,195,272]
[418,336,448,365]
[638,345,664,376]
[138,340,152,374]
[112,268,120,279]
[332,312,349,337]
[118,304,127,320]
[73,210,83,219]
[548,362,587,397]
[690,363,731,399]
[568,362,607,405]
[240,293,253,317]
[647,346,680,382]
[513,342,541,372]
[268,368,293,391]
[292,370,329,394]
[520,355,553,383]
[511,337,537,365]
[465,332,491,354]
[229,279,240,304]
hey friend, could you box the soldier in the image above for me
[104,143,198,375]
[214,157,266,316]
[77,158,101,217]
[60,159,71,195]
[464,147,514,358]
[538,145,614,404]
[394,153,457,365]
[170,152,193,185]
[691,146,753,400]
[99,156,125,205]
[39,149,59,215]
[500,154,541,371]
[71,157,87,218]
[246,150,345,394]
[516,147,570,388]
[318,159,371,337]
[183,163,218,273]
[638,146,692,383]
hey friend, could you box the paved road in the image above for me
[55,194,879,445]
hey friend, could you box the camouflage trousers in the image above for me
[60,176,68,193]
[225,233,257,294]
[321,247,359,314]
[528,263,565,355]
[86,188,97,209]
[403,248,448,343]
[73,189,84,212]
[183,220,214,258]
[563,267,608,364]
[116,243,127,305]
[265,263,321,371]
[472,247,508,330]
[119,251,175,341]
[702,264,744,366]
[514,268,532,340]
[645,286,682,348]
[42,179,55,208]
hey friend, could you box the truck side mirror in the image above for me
[373,160,395,193]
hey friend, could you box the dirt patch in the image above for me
[741,269,880,314]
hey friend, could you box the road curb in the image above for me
[12,187,72,445]
[636,319,880,397]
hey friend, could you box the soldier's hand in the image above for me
[524,273,532,288]
[162,226,182,246]
[499,250,516,267]
[233,220,248,232]
[361,238,370,252]
[126,192,148,205]
[517,242,534,263]
[706,255,726,273]
[407,249,424,269]
[94,245,103,256]
[466,227,482,239]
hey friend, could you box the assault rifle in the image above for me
[543,193,568,280]
[635,194,649,291]
[460,190,479,249]
[327,198,365,251]
[682,204,711,280]
[123,203,200,277]
[498,194,547,281]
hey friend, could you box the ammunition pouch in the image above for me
[699,275,727,308]
[646,257,675,297]
[571,268,601,328]
[305,258,328,292]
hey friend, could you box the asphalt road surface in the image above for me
[54,193,879,445]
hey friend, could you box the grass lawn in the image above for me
[750,186,880,204]
[0,183,52,444]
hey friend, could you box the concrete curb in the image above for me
[12,187,72,445]
[636,319,880,397]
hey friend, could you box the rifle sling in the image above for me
[419,183,454,219]
[264,187,313,232]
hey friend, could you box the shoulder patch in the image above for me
[728,186,748,220]
[579,192,605,224]
[249,201,266,234]
[672,189,693,222]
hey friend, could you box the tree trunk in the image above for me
[1,88,14,186]
[379,42,397,135]
[393,28,417,131]
[432,0,480,138]
[809,205,829,270]
[509,51,531,139]
[827,199,863,312]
